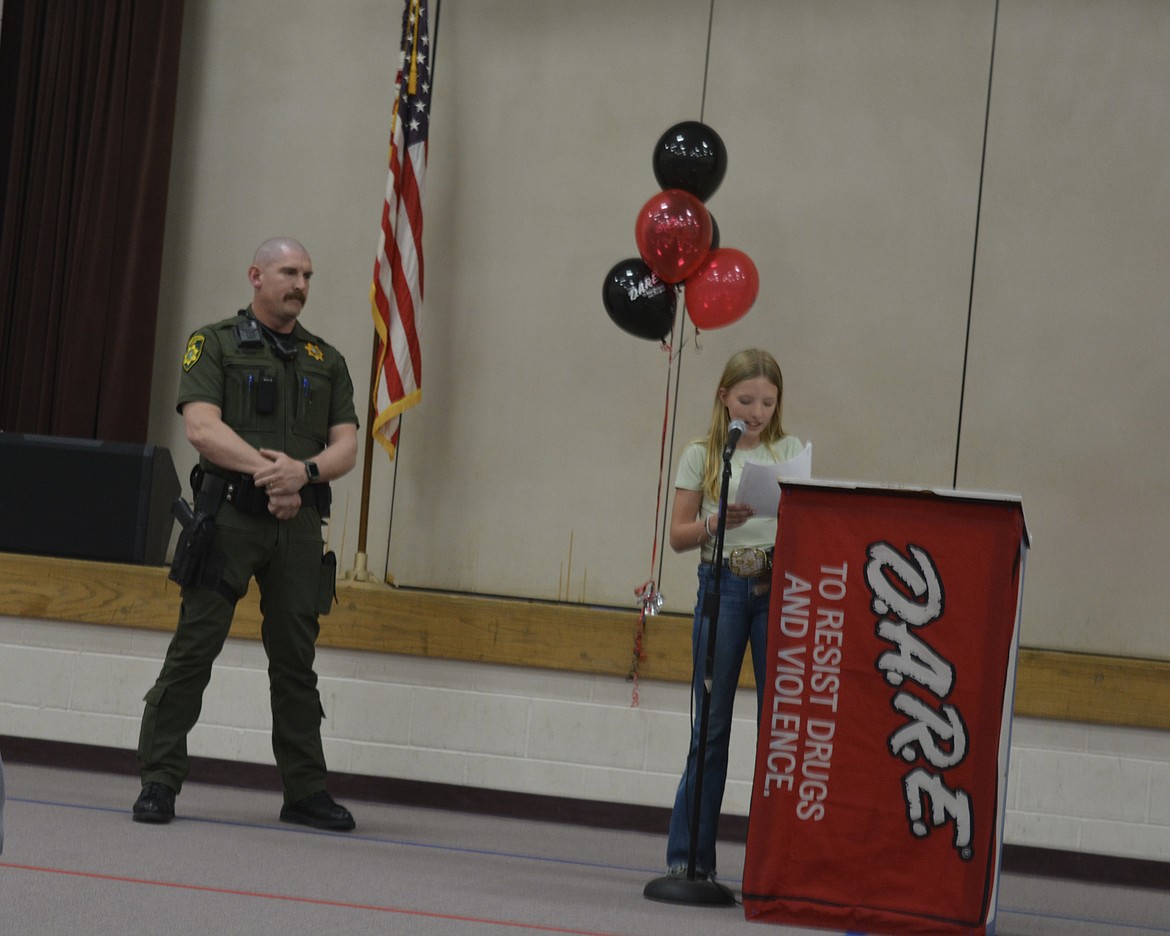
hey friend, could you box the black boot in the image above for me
[132,782,176,824]
[279,791,355,831]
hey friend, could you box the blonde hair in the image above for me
[698,349,786,500]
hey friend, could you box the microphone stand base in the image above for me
[643,874,737,907]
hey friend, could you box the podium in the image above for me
[743,481,1028,935]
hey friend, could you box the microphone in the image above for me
[722,419,746,460]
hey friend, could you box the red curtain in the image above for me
[0,0,184,442]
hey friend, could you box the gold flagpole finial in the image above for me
[407,0,421,94]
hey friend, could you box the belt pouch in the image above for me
[316,550,338,615]
[228,474,270,516]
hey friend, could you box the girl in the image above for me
[665,348,803,879]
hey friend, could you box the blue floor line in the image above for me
[13,794,1170,933]
[10,794,717,880]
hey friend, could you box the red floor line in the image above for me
[0,861,622,936]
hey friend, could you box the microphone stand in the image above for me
[644,445,737,907]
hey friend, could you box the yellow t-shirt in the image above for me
[675,435,804,562]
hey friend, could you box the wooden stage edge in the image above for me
[2,552,1169,732]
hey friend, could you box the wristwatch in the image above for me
[304,460,320,483]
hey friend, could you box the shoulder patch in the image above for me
[305,342,324,362]
[183,335,206,372]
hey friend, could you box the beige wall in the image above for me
[148,0,1170,660]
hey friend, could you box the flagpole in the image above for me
[348,0,440,584]
[345,336,383,583]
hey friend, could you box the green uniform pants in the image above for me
[138,503,331,804]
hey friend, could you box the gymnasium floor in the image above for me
[2,760,1168,935]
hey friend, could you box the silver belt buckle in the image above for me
[728,547,768,579]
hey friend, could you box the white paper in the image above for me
[734,441,813,516]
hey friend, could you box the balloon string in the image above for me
[629,321,680,706]
[699,0,716,123]
[657,298,688,586]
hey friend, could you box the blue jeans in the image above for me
[666,562,770,875]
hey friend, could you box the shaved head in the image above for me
[253,237,309,267]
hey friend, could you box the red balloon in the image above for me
[684,248,760,329]
[634,189,712,284]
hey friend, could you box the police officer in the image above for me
[133,238,360,830]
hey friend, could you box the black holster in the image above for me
[168,473,229,595]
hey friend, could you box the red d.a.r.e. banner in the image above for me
[743,482,1028,936]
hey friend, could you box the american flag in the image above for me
[370,0,431,458]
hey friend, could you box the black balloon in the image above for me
[708,213,720,251]
[602,257,677,341]
[652,121,728,202]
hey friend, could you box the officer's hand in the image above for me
[268,490,301,521]
[254,448,304,496]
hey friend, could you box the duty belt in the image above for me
[196,466,332,518]
[724,547,773,579]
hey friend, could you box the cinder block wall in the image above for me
[1,617,1168,863]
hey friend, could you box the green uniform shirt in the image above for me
[178,309,358,472]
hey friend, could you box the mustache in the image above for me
[284,290,306,303]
